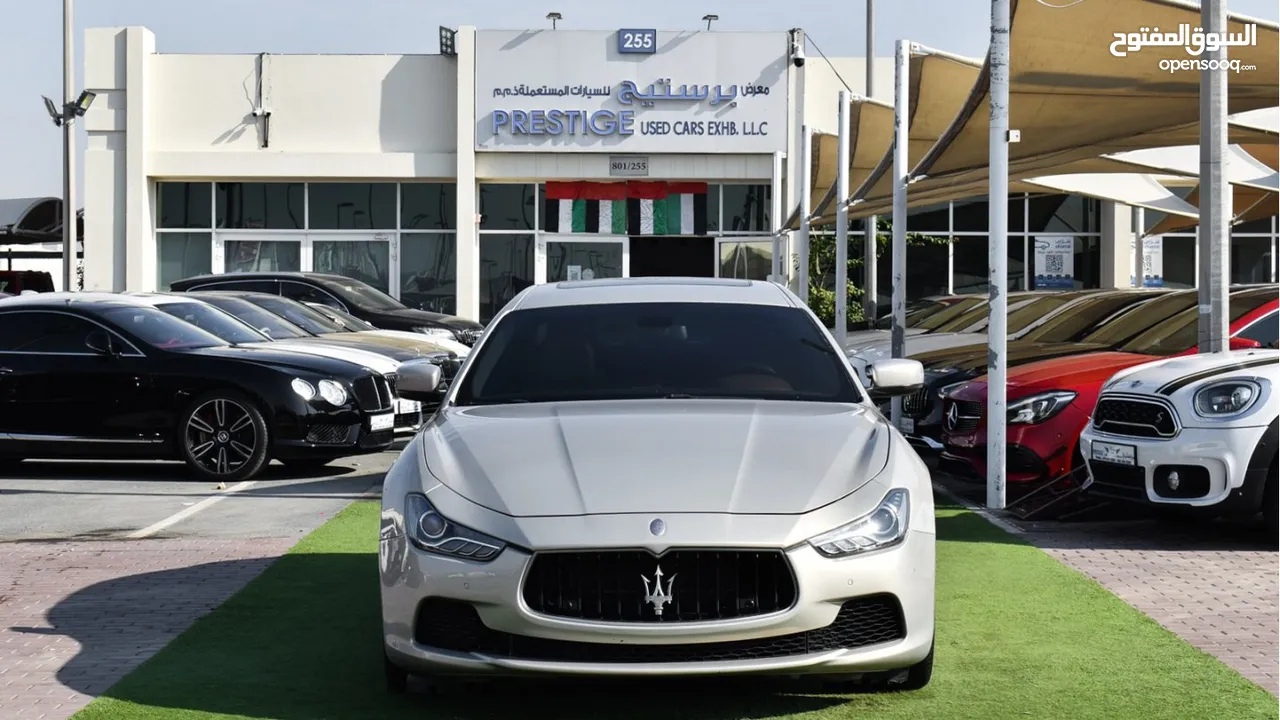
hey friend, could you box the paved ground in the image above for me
[0,449,400,719]
[937,474,1280,697]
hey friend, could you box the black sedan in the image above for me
[168,272,484,345]
[0,293,420,481]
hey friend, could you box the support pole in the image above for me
[889,39,910,427]
[863,0,878,329]
[62,0,76,292]
[771,151,784,282]
[834,91,851,348]
[986,0,1011,510]
[1133,206,1145,288]
[798,125,813,301]
[1198,0,1229,353]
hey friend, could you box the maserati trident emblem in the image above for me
[641,565,676,616]
[945,402,959,431]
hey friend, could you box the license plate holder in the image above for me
[395,398,421,414]
[1091,440,1136,467]
[369,413,395,433]
[899,417,915,434]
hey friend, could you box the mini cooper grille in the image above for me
[414,595,906,663]
[522,550,798,623]
[902,388,930,418]
[352,375,394,413]
[1093,396,1178,438]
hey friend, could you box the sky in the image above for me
[0,0,1276,201]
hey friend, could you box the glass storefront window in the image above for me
[216,183,305,229]
[480,184,536,231]
[312,240,391,292]
[721,184,770,232]
[906,202,951,233]
[308,183,397,230]
[873,239,949,304]
[1159,235,1197,288]
[480,234,534,322]
[953,236,1027,293]
[157,183,212,229]
[950,195,1028,233]
[1231,236,1274,284]
[400,233,457,315]
[157,232,212,289]
[718,240,773,280]
[401,183,457,230]
[548,241,625,282]
[225,240,301,273]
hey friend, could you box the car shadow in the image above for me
[21,556,858,720]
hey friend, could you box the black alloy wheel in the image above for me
[180,392,270,482]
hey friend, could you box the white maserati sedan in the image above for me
[1080,348,1279,526]
[379,277,935,693]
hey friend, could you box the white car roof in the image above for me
[508,277,799,311]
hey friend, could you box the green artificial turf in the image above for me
[73,500,1278,720]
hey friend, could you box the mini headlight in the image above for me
[1194,380,1261,417]
[413,326,458,341]
[317,379,349,406]
[290,378,316,400]
[805,488,910,558]
[404,493,507,561]
[1008,391,1076,425]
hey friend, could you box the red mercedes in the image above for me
[938,285,1279,491]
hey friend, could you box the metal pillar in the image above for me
[798,125,813,301]
[863,0,878,329]
[771,151,784,281]
[834,91,851,347]
[889,39,910,427]
[986,0,1011,510]
[1198,0,1230,352]
[62,0,76,292]
[1133,206,1145,288]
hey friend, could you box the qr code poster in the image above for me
[1033,236,1075,289]
[1130,237,1165,287]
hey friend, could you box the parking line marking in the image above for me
[123,481,258,539]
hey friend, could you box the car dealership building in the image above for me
[80,25,1278,322]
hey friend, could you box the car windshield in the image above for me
[943,294,1083,335]
[1077,291,1198,347]
[1117,290,1274,355]
[454,302,863,406]
[322,277,404,312]
[308,302,377,331]
[154,302,266,345]
[247,295,346,335]
[195,295,312,339]
[913,297,988,331]
[1019,293,1161,344]
[100,306,229,350]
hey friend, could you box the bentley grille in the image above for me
[1092,396,1178,438]
[416,595,906,662]
[352,374,394,413]
[521,550,798,623]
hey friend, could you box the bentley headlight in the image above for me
[1008,391,1076,425]
[405,493,506,561]
[413,326,458,341]
[1194,380,1260,417]
[317,379,349,406]
[807,488,909,558]
[290,378,316,400]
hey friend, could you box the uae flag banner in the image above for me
[544,181,708,235]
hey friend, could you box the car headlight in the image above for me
[806,488,910,558]
[316,379,349,406]
[413,326,458,341]
[938,379,970,398]
[1008,391,1076,425]
[1194,380,1261,417]
[290,378,316,400]
[405,492,506,561]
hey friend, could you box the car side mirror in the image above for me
[85,330,117,356]
[395,360,443,402]
[866,358,924,401]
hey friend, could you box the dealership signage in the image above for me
[1033,235,1075,289]
[475,30,788,153]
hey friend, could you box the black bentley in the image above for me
[0,293,439,481]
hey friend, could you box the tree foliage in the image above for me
[800,216,947,329]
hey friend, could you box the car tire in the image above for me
[384,652,409,694]
[178,391,270,483]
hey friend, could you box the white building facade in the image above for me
[81,25,1276,321]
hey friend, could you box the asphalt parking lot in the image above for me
[1,448,1275,719]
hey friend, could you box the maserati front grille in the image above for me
[521,549,798,623]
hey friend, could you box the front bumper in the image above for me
[271,401,396,459]
[1079,424,1272,513]
[381,526,935,679]
[939,404,1089,486]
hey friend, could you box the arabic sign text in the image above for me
[1109,23,1257,57]
[490,110,768,138]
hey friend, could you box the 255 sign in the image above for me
[617,29,657,54]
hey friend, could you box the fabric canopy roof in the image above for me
[1144,143,1280,235]
[783,98,893,229]
[1019,173,1200,218]
[1104,145,1279,190]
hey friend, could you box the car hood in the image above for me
[420,399,891,517]
[848,332,987,363]
[842,328,928,353]
[381,307,483,330]
[366,329,470,357]
[244,340,398,374]
[948,352,1159,402]
[916,341,1111,374]
[311,333,455,361]
[1098,349,1280,396]
[184,344,364,376]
